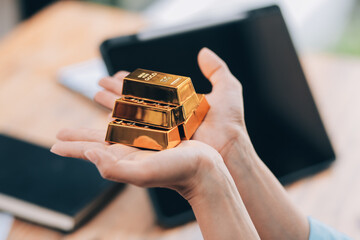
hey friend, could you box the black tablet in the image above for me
[100,5,335,227]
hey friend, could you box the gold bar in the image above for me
[105,119,181,150]
[112,97,181,129]
[179,94,210,140]
[122,69,197,105]
[112,94,199,128]
[106,69,208,150]
[180,93,200,120]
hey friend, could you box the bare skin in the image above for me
[52,134,259,240]
[52,48,309,240]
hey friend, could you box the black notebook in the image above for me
[0,134,122,231]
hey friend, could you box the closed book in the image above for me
[0,134,122,231]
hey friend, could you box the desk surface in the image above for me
[1,1,360,239]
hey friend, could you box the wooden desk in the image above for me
[288,54,360,239]
[1,1,359,239]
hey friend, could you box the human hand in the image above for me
[93,49,309,240]
[51,128,260,240]
[50,128,225,199]
[95,48,249,163]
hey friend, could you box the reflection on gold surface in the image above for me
[122,69,196,104]
[179,95,210,140]
[106,69,209,150]
[112,93,199,129]
[105,120,181,150]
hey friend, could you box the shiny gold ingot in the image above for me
[112,93,199,129]
[106,69,210,150]
[179,94,210,140]
[122,69,197,105]
[105,119,181,150]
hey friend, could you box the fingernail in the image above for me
[50,145,57,154]
[200,47,212,54]
[84,150,99,164]
[50,144,67,157]
[50,146,55,153]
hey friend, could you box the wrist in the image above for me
[219,129,309,240]
[179,152,233,205]
[180,151,260,240]
[220,128,259,177]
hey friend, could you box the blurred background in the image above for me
[1,0,360,239]
[0,0,359,55]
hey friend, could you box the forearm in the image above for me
[222,130,309,240]
[184,162,260,240]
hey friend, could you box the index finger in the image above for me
[98,71,129,96]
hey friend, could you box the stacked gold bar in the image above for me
[105,69,210,150]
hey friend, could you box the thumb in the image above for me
[197,47,238,90]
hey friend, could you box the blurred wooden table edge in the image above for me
[287,53,360,239]
[1,0,360,239]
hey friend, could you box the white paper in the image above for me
[58,58,108,99]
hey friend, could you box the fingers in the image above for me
[113,71,129,80]
[98,71,129,96]
[51,141,106,159]
[73,142,210,189]
[95,71,128,109]
[197,47,239,90]
[98,77,123,96]
[84,148,152,186]
[94,90,118,109]
[56,128,106,142]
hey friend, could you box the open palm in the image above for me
[51,127,222,195]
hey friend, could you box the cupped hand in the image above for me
[50,128,224,199]
[95,48,247,158]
